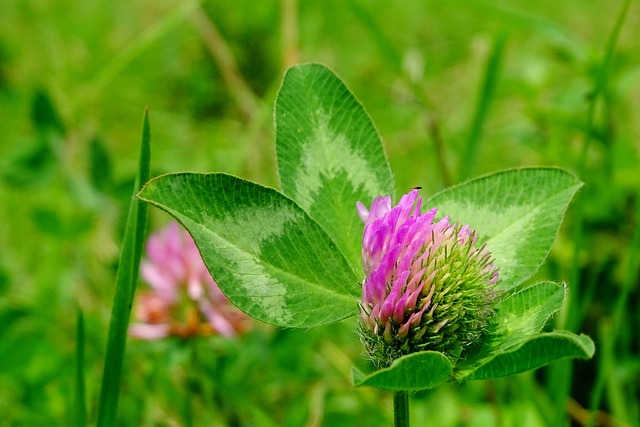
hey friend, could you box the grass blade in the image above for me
[579,0,631,170]
[460,34,506,180]
[96,110,151,426]
[78,1,199,111]
[345,0,402,69]
[74,310,86,427]
[587,184,640,426]
[549,1,631,425]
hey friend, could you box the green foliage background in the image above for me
[0,0,638,425]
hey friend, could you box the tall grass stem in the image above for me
[554,1,632,425]
[78,1,199,113]
[189,6,261,122]
[74,310,86,427]
[587,185,640,426]
[460,34,505,180]
[281,0,299,69]
[96,110,151,427]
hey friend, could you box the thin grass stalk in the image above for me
[281,0,299,70]
[78,1,200,113]
[189,5,260,122]
[345,0,402,68]
[96,110,151,427]
[427,115,452,187]
[345,0,453,189]
[460,34,505,181]
[587,185,640,426]
[486,380,505,427]
[74,310,86,427]
[549,1,631,425]
[579,0,630,170]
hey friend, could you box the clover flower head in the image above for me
[130,221,251,340]
[357,189,498,367]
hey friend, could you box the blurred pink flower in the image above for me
[130,221,251,340]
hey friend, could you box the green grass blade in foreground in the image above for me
[138,173,359,328]
[96,110,150,427]
[74,310,86,427]
[466,331,595,380]
[352,351,452,391]
[275,63,395,275]
[426,168,582,289]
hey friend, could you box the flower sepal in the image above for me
[352,351,452,391]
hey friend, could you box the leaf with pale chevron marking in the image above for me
[138,173,359,328]
[426,168,582,290]
[276,63,395,276]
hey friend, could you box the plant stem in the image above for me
[460,33,505,180]
[78,0,199,113]
[281,0,299,70]
[189,5,260,122]
[427,114,452,187]
[74,310,86,427]
[393,391,410,427]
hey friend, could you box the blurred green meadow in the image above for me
[1,0,639,425]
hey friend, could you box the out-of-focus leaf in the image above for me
[31,88,65,135]
[1,140,55,187]
[2,89,65,187]
[89,137,114,192]
[31,208,92,238]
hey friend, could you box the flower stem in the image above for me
[393,391,410,427]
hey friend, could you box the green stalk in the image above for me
[393,391,410,427]
[96,110,151,426]
[77,1,200,113]
[587,185,640,426]
[345,0,403,69]
[74,310,86,427]
[578,0,631,170]
[460,34,506,180]
[547,1,630,425]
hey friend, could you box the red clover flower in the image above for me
[130,221,251,340]
[357,189,498,367]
